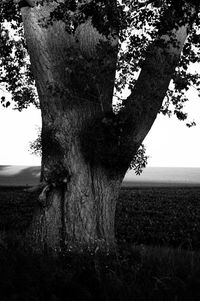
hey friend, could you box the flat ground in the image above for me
[0,185,200,249]
[117,186,200,249]
[0,186,200,300]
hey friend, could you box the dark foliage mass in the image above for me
[0,0,199,170]
[1,186,200,300]
[49,0,200,122]
[0,1,39,110]
[0,0,199,114]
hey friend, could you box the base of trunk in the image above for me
[25,174,121,256]
[25,189,63,255]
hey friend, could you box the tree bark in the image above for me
[27,165,122,254]
[21,1,124,254]
[20,1,197,254]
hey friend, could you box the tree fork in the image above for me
[19,1,198,255]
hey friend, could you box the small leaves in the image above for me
[0,1,199,125]
[174,110,187,121]
[29,128,42,157]
[5,100,10,107]
[186,121,196,128]
[129,144,149,175]
[1,96,10,108]
[0,11,38,110]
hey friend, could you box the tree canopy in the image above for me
[0,0,199,114]
[0,0,199,171]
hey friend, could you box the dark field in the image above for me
[117,187,200,249]
[1,186,200,249]
[0,186,200,300]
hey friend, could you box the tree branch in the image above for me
[120,3,197,147]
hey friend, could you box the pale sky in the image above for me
[0,85,199,167]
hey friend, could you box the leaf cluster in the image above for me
[47,0,120,37]
[115,0,200,126]
[129,144,149,175]
[0,0,199,119]
[0,1,39,110]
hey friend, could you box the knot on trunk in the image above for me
[38,174,69,209]
[38,184,52,208]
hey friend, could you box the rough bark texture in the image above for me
[22,1,123,254]
[27,171,122,253]
[20,1,196,254]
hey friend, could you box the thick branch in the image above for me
[121,4,197,146]
[20,1,119,117]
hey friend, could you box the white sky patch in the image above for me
[144,87,200,167]
[0,100,41,166]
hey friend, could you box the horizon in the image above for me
[1,165,200,168]
[1,165,200,187]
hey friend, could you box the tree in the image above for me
[0,0,199,254]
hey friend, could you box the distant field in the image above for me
[117,186,200,250]
[0,185,200,250]
[124,167,200,187]
[0,165,200,187]
[0,165,40,186]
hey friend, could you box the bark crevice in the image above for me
[20,1,197,254]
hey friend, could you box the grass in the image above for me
[0,186,200,300]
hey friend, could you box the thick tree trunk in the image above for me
[21,2,123,254]
[20,1,196,254]
[27,162,122,254]
[26,100,124,254]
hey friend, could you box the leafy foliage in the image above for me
[115,0,200,125]
[1,0,199,115]
[0,0,199,173]
[129,144,149,175]
[29,127,42,157]
[0,1,39,110]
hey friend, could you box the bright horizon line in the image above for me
[0,165,200,168]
